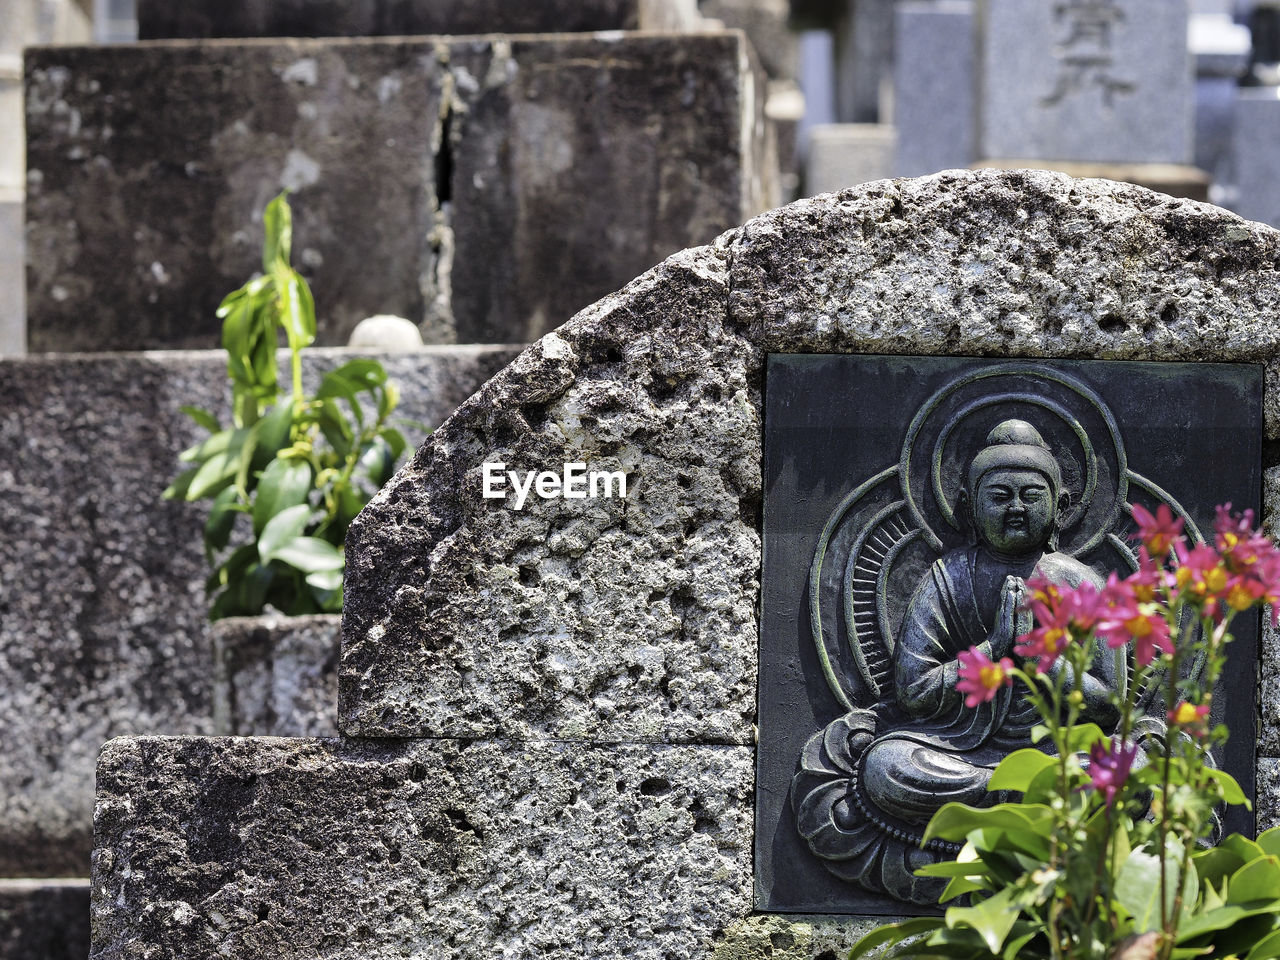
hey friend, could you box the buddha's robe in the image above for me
[860,546,1110,822]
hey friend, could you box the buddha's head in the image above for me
[961,419,1069,557]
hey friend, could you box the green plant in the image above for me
[164,193,407,619]
[852,504,1280,960]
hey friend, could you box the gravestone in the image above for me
[91,171,1280,958]
[25,32,774,351]
[805,123,895,195]
[893,0,976,177]
[136,0,702,39]
[979,0,1193,164]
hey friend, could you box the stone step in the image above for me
[26,32,776,353]
[0,879,90,960]
[92,736,755,960]
[0,344,519,877]
[136,0,703,40]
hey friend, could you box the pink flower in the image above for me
[1132,503,1185,558]
[1015,576,1103,673]
[1095,572,1173,666]
[1175,544,1230,615]
[956,647,1014,708]
[1086,738,1138,808]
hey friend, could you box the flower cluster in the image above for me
[952,503,1280,717]
[956,647,1013,707]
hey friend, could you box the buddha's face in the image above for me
[972,468,1058,557]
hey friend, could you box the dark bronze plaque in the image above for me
[756,355,1262,915]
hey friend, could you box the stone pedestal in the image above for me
[137,0,703,39]
[26,32,775,351]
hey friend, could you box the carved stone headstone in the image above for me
[758,355,1260,913]
[979,0,1193,164]
[90,171,1280,957]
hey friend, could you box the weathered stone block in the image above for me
[26,33,773,351]
[0,879,90,960]
[91,737,753,960]
[699,0,796,80]
[213,614,342,736]
[978,0,1193,164]
[0,197,21,356]
[137,0,701,40]
[0,345,517,875]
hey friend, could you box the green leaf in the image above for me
[847,918,946,959]
[252,459,313,535]
[179,426,237,464]
[179,405,221,432]
[187,448,241,501]
[923,802,1055,848]
[163,464,200,501]
[253,401,296,463]
[203,485,242,554]
[378,425,407,462]
[1205,767,1251,808]
[1221,834,1267,865]
[988,749,1056,792]
[1116,844,1195,933]
[272,536,343,573]
[262,191,292,272]
[306,568,343,592]
[945,886,1018,954]
[258,503,312,561]
[1228,855,1280,905]
[280,272,316,348]
[1260,827,1280,858]
[1247,929,1280,960]
[1193,845,1245,890]
[1063,722,1107,754]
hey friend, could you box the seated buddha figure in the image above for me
[859,419,1120,822]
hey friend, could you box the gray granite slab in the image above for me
[1232,87,1280,229]
[978,0,1193,163]
[893,0,976,178]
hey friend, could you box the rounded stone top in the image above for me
[341,168,1280,743]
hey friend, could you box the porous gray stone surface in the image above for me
[341,170,1280,745]
[26,33,773,351]
[0,345,517,875]
[1257,757,1280,830]
[137,0,701,39]
[91,736,753,960]
[213,614,342,736]
[0,879,91,960]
